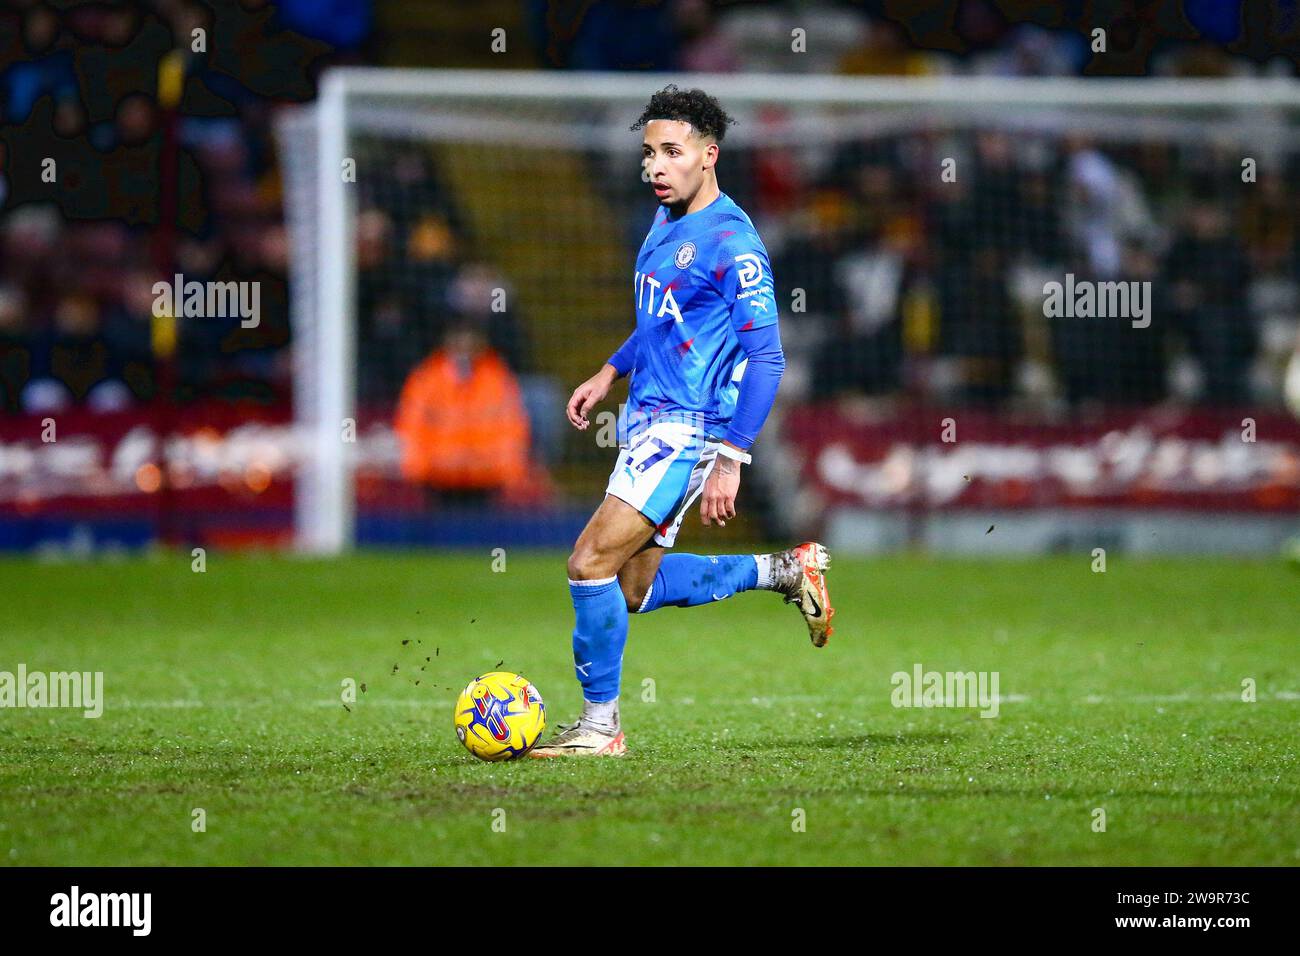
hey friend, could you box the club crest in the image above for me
[674,241,697,269]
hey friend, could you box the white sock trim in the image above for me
[753,553,772,589]
[636,580,656,613]
[568,575,618,588]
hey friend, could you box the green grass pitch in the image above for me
[1,550,1296,866]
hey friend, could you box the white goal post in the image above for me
[280,69,1300,555]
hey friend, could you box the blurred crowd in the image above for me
[2,0,1297,430]
[529,0,1292,79]
[0,197,292,415]
[0,0,308,413]
[763,128,1300,410]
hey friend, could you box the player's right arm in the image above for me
[565,331,637,431]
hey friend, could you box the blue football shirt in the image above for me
[622,191,779,441]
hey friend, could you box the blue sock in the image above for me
[636,554,759,613]
[569,576,628,703]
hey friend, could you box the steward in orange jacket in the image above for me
[395,325,530,492]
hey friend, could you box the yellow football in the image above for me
[453,671,546,761]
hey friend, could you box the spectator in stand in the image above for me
[445,262,532,375]
[837,18,939,75]
[443,262,567,468]
[672,0,743,73]
[394,319,547,506]
[101,267,158,402]
[812,213,918,399]
[927,132,1025,403]
[526,0,678,70]
[1063,141,1161,280]
[936,246,1020,405]
[1052,142,1165,405]
[1164,192,1255,405]
[0,285,30,413]
[977,24,1090,76]
[1109,243,1167,405]
[1240,170,1298,276]
[25,293,132,412]
[354,205,426,404]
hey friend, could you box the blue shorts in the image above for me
[605,421,721,548]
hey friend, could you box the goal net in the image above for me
[278,71,1300,555]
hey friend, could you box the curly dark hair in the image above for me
[629,84,736,143]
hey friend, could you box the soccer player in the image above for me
[530,86,835,758]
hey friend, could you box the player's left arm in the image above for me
[700,241,786,527]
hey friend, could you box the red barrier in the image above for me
[781,403,1300,512]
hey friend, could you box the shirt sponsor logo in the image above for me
[735,252,764,289]
[634,271,684,323]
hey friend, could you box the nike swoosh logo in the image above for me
[712,593,730,602]
[805,593,822,618]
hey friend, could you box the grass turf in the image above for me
[0,550,1296,866]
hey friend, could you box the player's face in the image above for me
[642,119,714,208]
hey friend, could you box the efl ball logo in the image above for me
[674,241,696,268]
